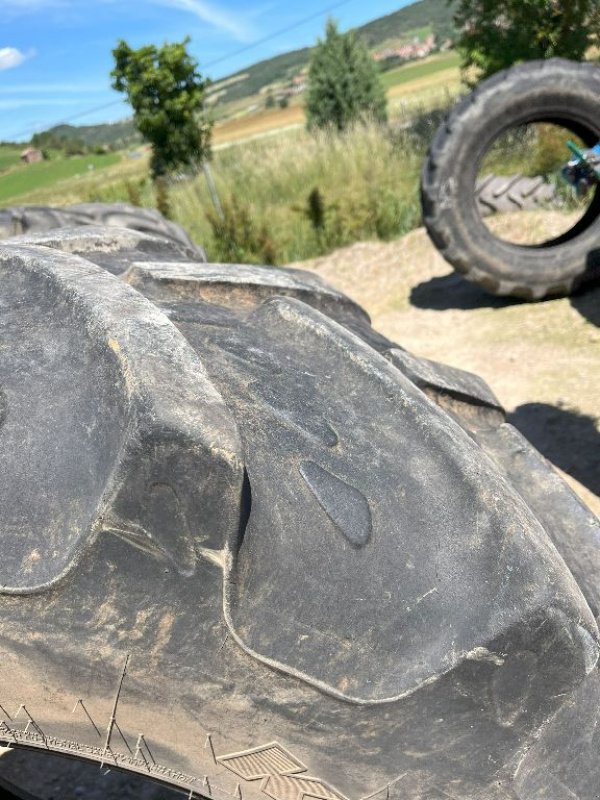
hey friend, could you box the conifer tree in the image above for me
[306,20,387,132]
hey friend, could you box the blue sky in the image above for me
[0,0,414,142]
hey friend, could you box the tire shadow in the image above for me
[570,281,600,328]
[410,272,521,311]
[508,403,600,497]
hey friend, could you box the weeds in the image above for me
[206,195,278,265]
[44,98,455,263]
[154,178,172,220]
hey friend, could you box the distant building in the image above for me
[274,74,308,102]
[373,34,436,65]
[20,147,43,164]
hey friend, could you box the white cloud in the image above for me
[150,0,255,41]
[0,47,32,71]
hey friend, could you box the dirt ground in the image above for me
[292,219,600,517]
[1,216,598,797]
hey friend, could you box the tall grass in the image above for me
[9,97,455,264]
[177,122,426,263]
[86,107,447,264]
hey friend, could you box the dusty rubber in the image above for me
[421,59,600,299]
[0,201,206,260]
[0,221,599,798]
[475,173,556,217]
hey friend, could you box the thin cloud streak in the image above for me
[150,0,255,41]
[2,0,255,42]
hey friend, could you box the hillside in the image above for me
[211,46,313,105]
[213,0,457,105]
[40,119,140,149]
[357,0,456,47]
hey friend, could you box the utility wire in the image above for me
[6,100,129,142]
[4,0,358,142]
[203,0,355,69]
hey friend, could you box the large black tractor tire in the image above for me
[421,59,600,299]
[0,218,600,798]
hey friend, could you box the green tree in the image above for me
[111,37,212,179]
[306,19,387,131]
[453,0,600,82]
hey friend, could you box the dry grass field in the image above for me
[212,103,305,145]
[211,52,462,148]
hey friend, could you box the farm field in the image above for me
[0,51,462,209]
[212,102,305,145]
[0,152,120,205]
[0,49,464,267]
[0,146,22,173]
[211,51,461,145]
[380,50,460,89]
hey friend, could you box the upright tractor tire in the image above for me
[421,59,600,299]
[0,217,599,798]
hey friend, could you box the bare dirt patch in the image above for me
[290,214,600,516]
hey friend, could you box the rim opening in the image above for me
[474,120,600,248]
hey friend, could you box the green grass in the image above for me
[0,153,120,205]
[0,146,23,173]
[380,51,461,89]
[7,102,453,264]
[106,116,434,264]
[4,88,457,265]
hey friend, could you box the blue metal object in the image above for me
[561,140,600,196]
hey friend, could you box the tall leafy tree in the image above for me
[453,0,600,82]
[111,38,211,179]
[306,19,387,132]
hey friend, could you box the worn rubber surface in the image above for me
[475,173,556,217]
[0,223,599,798]
[421,59,600,299]
[0,202,206,260]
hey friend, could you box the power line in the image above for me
[4,0,358,141]
[203,0,355,69]
[6,99,128,142]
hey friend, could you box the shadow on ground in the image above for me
[570,282,600,328]
[410,272,521,311]
[508,403,600,498]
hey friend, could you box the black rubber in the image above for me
[0,202,206,260]
[475,173,556,217]
[421,59,600,299]
[0,217,599,798]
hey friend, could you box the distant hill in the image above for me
[357,0,457,47]
[213,0,457,105]
[40,120,140,149]
[210,47,312,105]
